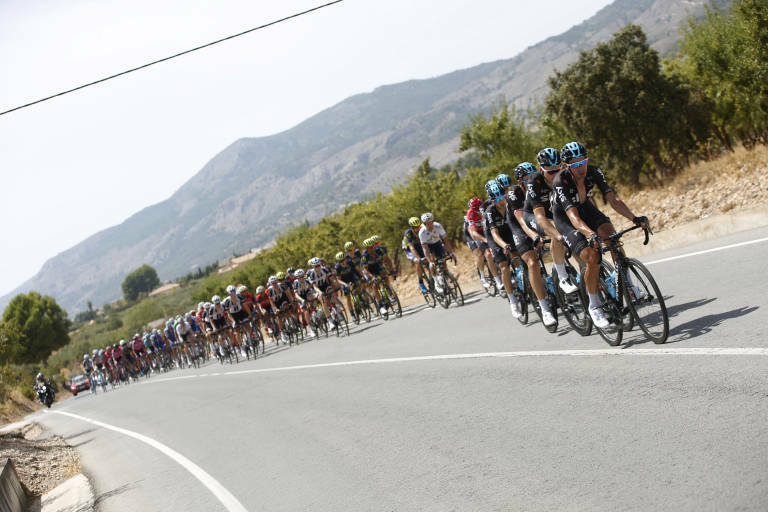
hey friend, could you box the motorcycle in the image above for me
[35,382,55,408]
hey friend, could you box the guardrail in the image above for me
[0,459,27,512]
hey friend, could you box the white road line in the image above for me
[143,347,768,384]
[645,236,768,266]
[48,410,247,512]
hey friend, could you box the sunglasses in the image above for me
[567,158,588,169]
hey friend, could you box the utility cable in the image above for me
[0,0,343,117]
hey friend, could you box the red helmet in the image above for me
[467,209,483,224]
[468,197,483,210]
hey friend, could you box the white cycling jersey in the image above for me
[419,222,447,245]
[222,294,243,314]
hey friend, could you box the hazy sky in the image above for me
[0,0,613,297]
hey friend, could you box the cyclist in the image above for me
[403,217,429,294]
[551,141,648,328]
[207,295,232,356]
[267,275,295,344]
[292,268,319,338]
[307,257,340,330]
[334,251,361,318]
[223,284,250,348]
[418,212,456,288]
[82,354,95,392]
[360,238,395,317]
[465,197,500,290]
[482,180,524,318]
[253,285,273,340]
[522,148,579,294]
[499,171,557,327]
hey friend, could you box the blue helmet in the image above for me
[514,162,536,181]
[484,180,504,202]
[560,142,587,163]
[537,147,561,168]
[495,173,512,189]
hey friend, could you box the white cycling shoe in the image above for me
[542,309,557,327]
[379,307,388,316]
[630,285,647,300]
[481,279,490,289]
[308,328,317,338]
[509,301,522,319]
[589,306,610,329]
[280,332,287,344]
[558,278,578,294]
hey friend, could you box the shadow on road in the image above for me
[93,481,140,507]
[666,305,760,343]
[64,428,98,440]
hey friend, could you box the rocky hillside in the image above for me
[1,0,729,313]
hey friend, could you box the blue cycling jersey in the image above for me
[189,317,200,333]
[164,327,177,343]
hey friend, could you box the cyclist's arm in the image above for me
[565,207,596,239]
[605,191,639,224]
[490,227,509,250]
[514,210,540,242]
[382,255,395,272]
[468,225,487,243]
[533,207,561,240]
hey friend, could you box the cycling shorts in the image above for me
[554,201,611,257]
[211,317,227,330]
[509,220,534,256]
[424,241,446,260]
[464,234,488,252]
[232,310,249,324]
[366,263,385,276]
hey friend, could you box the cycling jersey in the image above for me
[524,172,553,216]
[132,339,145,353]
[402,228,421,249]
[345,248,362,269]
[83,359,93,372]
[483,202,514,263]
[292,278,314,300]
[506,184,526,213]
[418,222,447,245]
[308,265,334,291]
[334,261,360,283]
[222,294,243,314]
[164,325,178,344]
[254,292,271,311]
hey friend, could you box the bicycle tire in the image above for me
[553,265,592,336]
[516,270,529,325]
[592,262,623,346]
[422,276,437,308]
[434,274,450,309]
[387,285,402,317]
[624,258,669,343]
[446,271,464,306]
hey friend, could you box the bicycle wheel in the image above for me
[422,277,437,308]
[479,266,496,297]
[387,285,402,317]
[515,270,529,325]
[351,295,361,325]
[446,272,464,306]
[623,258,669,343]
[592,263,623,346]
[434,274,450,309]
[361,291,375,321]
[553,264,592,336]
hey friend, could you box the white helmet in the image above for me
[267,275,278,285]
[309,257,322,267]
[212,295,221,304]
[294,269,305,278]
[119,339,125,346]
[226,284,236,294]
[420,212,434,223]
[83,354,89,360]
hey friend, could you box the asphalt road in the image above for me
[33,226,768,511]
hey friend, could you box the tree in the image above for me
[673,0,768,149]
[1,292,70,364]
[545,25,708,187]
[459,102,540,174]
[121,264,161,301]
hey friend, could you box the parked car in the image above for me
[69,374,90,396]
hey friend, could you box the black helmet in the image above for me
[537,147,561,168]
[560,142,587,163]
[286,267,295,276]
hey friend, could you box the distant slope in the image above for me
[1,0,728,313]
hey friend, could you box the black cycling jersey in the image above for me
[345,248,362,269]
[221,294,243,314]
[292,278,313,299]
[483,202,509,232]
[524,172,554,216]
[334,262,359,283]
[402,228,421,249]
[506,184,526,213]
[360,246,386,267]
[551,165,612,215]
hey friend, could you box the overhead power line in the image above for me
[0,0,344,117]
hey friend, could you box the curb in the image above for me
[31,473,94,512]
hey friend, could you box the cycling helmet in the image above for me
[335,252,345,261]
[226,284,236,294]
[267,275,278,285]
[276,271,286,280]
[467,209,483,224]
[119,339,125,346]
[309,257,322,267]
[370,234,381,243]
[537,147,561,168]
[294,269,305,278]
[485,180,504,201]
[236,285,247,294]
[83,354,89,360]
[514,162,536,181]
[344,241,354,251]
[185,313,192,320]
[92,349,98,355]
[420,212,434,223]
[256,285,265,294]
[362,238,373,247]
[36,373,44,380]
[561,141,587,163]
[212,295,221,304]
[496,173,512,189]
[286,267,295,276]
[408,216,421,227]
[468,197,483,210]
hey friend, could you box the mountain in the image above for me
[1,0,728,314]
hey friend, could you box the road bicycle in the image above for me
[430,255,464,309]
[585,224,669,346]
[349,284,375,323]
[372,274,402,319]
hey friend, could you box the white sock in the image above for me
[554,263,568,280]
[538,299,551,313]
[478,270,486,280]
[507,293,518,304]
[495,276,503,287]
[588,293,602,310]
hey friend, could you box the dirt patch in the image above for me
[0,390,41,426]
[0,423,81,497]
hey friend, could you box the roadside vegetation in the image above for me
[0,0,765,420]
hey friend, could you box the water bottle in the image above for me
[605,271,617,299]
[515,266,524,291]
[545,274,554,295]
